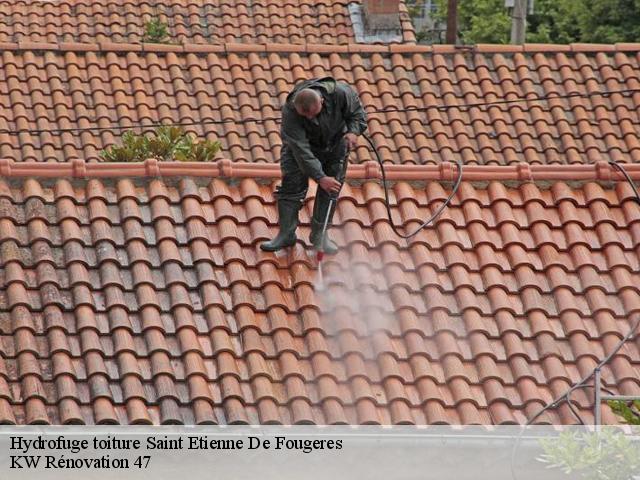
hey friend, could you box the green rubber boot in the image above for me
[260,199,301,252]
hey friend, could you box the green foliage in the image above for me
[608,400,640,425]
[188,138,223,163]
[98,131,147,163]
[538,429,640,480]
[143,17,170,44]
[428,0,640,44]
[407,0,426,18]
[526,0,583,44]
[415,28,430,43]
[100,126,222,163]
[432,0,512,44]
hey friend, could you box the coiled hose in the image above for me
[363,134,464,239]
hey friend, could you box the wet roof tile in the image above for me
[0,44,639,165]
[1,175,639,425]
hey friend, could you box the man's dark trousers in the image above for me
[274,138,348,248]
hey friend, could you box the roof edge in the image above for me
[1,159,639,182]
[1,41,639,55]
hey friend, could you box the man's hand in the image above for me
[344,133,358,151]
[318,176,342,195]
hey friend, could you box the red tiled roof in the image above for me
[1,42,640,165]
[0,0,416,45]
[1,164,639,425]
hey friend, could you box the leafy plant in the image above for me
[538,429,640,480]
[100,126,222,163]
[143,17,170,43]
[99,130,147,163]
[608,400,640,426]
[187,138,223,163]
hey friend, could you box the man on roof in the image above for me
[260,76,368,254]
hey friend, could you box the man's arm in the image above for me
[281,105,325,182]
[339,83,368,136]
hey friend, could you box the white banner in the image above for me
[0,426,638,480]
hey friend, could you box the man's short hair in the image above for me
[293,89,321,113]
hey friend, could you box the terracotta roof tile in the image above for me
[1,174,639,425]
[0,0,416,46]
[1,45,639,165]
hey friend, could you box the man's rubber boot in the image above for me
[309,190,339,255]
[260,199,301,252]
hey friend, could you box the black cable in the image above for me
[510,162,640,478]
[1,86,638,136]
[578,384,617,396]
[565,397,586,426]
[363,133,463,239]
[610,160,640,199]
[368,87,640,114]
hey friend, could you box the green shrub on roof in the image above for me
[143,17,171,44]
[100,126,222,163]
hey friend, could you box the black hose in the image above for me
[362,134,464,239]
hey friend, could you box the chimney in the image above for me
[363,0,401,30]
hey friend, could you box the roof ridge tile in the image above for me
[0,41,19,50]
[3,159,640,182]
[264,43,306,53]
[523,43,572,53]
[475,44,523,53]
[615,42,640,51]
[307,44,349,54]
[431,45,462,54]
[99,41,142,53]
[347,44,390,54]
[225,43,266,54]
[16,41,59,51]
[141,43,185,54]
[570,43,616,52]
[1,40,639,56]
[389,44,433,54]
[183,44,226,53]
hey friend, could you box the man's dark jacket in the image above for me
[281,77,367,181]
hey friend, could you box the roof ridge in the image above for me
[1,158,639,182]
[2,40,640,55]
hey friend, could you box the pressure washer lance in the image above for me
[315,151,350,291]
[315,189,339,292]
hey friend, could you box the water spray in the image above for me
[313,136,463,291]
